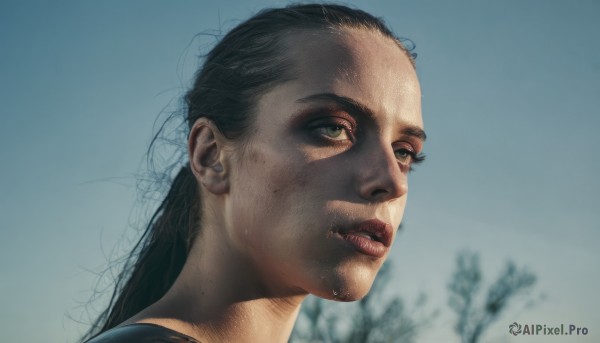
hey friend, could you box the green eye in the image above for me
[395,149,413,163]
[325,126,343,138]
[318,125,349,140]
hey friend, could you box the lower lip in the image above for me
[339,233,388,258]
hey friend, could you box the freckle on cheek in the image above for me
[247,146,309,196]
[248,151,263,165]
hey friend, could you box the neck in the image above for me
[125,219,307,343]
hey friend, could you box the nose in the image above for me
[356,143,408,202]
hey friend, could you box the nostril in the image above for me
[370,189,388,199]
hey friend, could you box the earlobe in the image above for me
[188,119,229,195]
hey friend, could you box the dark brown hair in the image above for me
[82,3,415,341]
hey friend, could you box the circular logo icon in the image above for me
[509,322,522,336]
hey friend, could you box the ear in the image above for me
[188,118,229,195]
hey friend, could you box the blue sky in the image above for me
[1,1,598,342]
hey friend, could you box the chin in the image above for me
[308,260,382,302]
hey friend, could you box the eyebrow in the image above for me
[296,92,427,141]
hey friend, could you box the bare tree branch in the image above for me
[448,251,538,343]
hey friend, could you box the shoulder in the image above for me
[85,323,200,343]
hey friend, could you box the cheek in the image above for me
[242,146,310,202]
[227,145,313,248]
[391,196,408,226]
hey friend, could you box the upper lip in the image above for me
[338,219,393,247]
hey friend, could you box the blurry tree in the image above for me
[448,251,537,343]
[290,262,436,343]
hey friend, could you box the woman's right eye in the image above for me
[314,125,350,140]
[306,114,355,143]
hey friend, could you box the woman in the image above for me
[83,3,426,342]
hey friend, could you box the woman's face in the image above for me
[225,28,424,301]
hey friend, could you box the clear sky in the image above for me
[1,1,598,342]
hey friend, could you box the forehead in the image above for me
[277,28,422,127]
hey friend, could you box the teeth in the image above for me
[354,232,374,240]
